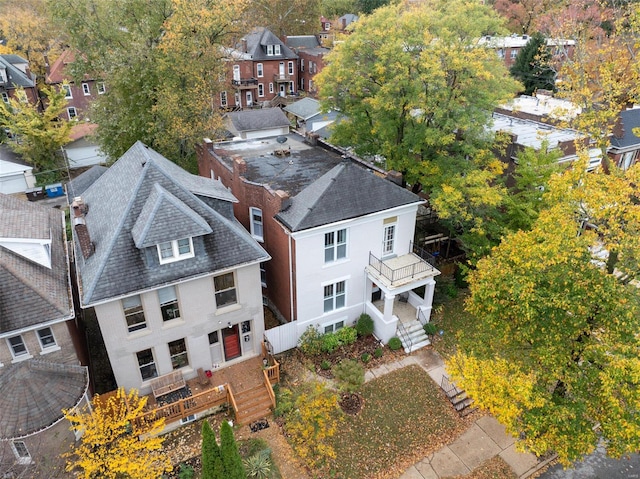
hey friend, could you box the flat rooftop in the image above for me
[490,112,582,153]
[212,134,344,196]
[500,95,581,121]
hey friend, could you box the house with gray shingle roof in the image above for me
[0,54,39,107]
[198,134,440,354]
[608,107,640,170]
[226,107,290,139]
[0,193,90,476]
[72,141,270,397]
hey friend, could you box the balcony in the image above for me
[232,78,258,89]
[273,73,292,83]
[367,241,438,289]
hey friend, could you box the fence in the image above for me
[264,321,299,354]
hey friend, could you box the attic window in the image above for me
[157,238,194,264]
[266,44,281,56]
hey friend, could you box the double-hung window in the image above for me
[82,82,90,95]
[323,281,346,313]
[37,327,57,349]
[137,349,157,380]
[158,286,180,322]
[67,107,77,119]
[123,295,146,333]
[1,92,8,103]
[257,63,263,77]
[258,84,264,97]
[169,338,189,369]
[250,207,264,241]
[62,84,72,99]
[220,91,227,107]
[324,229,347,263]
[97,82,106,94]
[157,238,194,264]
[382,217,396,256]
[288,61,294,75]
[7,335,28,358]
[214,272,237,308]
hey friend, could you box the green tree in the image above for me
[49,0,243,170]
[321,0,358,18]
[317,0,521,259]
[510,32,556,95]
[220,421,245,479]
[448,165,640,465]
[201,421,224,479]
[0,85,72,174]
[63,388,172,479]
[245,0,320,36]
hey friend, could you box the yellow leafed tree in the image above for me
[63,388,171,479]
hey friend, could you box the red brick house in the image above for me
[220,28,298,109]
[284,36,329,97]
[0,54,39,108]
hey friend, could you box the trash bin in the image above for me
[45,183,64,198]
[25,187,45,202]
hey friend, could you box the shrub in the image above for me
[320,359,331,370]
[320,332,340,353]
[298,325,323,356]
[274,387,294,418]
[178,464,195,479]
[334,326,357,346]
[423,322,437,336]
[388,337,402,351]
[374,347,383,358]
[355,314,374,337]
[361,353,371,363]
[244,450,272,479]
[201,421,223,479]
[220,421,246,479]
[333,359,365,393]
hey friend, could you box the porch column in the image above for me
[418,277,437,323]
[383,293,395,322]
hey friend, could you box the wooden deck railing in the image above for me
[227,385,239,420]
[133,384,227,429]
[262,369,276,408]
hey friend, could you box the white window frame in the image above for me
[309,79,314,91]
[214,272,237,309]
[267,44,274,56]
[220,91,227,107]
[67,107,77,120]
[325,22,331,30]
[324,228,347,263]
[136,348,157,381]
[250,207,264,241]
[168,338,189,369]
[301,59,305,72]
[258,83,264,97]
[497,48,505,59]
[158,286,181,322]
[82,82,90,95]
[510,49,518,60]
[257,63,263,77]
[62,84,72,99]
[269,82,274,94]
[0,69,6,83]
[157,237,194,264]
[260,263,267,288]
[288,61,294,75]
[1,92,8,103]
[383,220,396,257]
[323,280,346,313]
[123,295,146,333]
[274,44,281,55]
[11,441,31,465]
[36,327,58,351]
[7,335,29,360]
[323,319,345,334]
[97,82,106,94]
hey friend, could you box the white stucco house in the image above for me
[70,141,270,396]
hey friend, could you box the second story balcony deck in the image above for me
[367,241,438,289]
[273,73,292,82]
[232,78,258,89]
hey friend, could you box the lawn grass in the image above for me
[429,290,476,359]
[322,364,466,479]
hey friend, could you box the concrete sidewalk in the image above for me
[365,348,547,479]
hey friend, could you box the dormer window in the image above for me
[0,68,6,83]
[157,238,194,264]
[266,44,281,56]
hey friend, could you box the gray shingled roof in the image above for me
[75,141,269,305]
[0,194,73,333]
[132,184,213,248]
[227,108,290,133]
[240,27,298,61]
[0,55,35,88]
[610,109,640,150]
[275,161,421,231]
[66,165,108,203]
[285,35,322,50]
[0,360,88,440]
[284,98,322,121]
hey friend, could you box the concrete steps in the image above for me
[398,319,431,353]
[234,384,273,425]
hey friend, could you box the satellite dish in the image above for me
[276,136,288,144]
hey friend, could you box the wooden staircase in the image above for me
[234,384,273,425]
[441,375,476,417]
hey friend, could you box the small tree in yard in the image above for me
[332,359,365,393]
[201,420,224,479]
[220,421,245,479]
[63,388,171,479]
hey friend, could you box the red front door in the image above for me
[223,324,241,361]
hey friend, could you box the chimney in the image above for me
[385,170,403,186]
[71,197,95,259]
[233,155,247,175]
[241,38,247,53]
[612,113,625,139]
[276,190,291,211]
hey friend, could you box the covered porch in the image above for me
[365,242,440,351]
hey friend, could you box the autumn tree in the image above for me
[0,85,72,173]
[449,163,640,465]
[63,388,171,479]
[317,0,521,259]
[493,0,551,34]
[245,0,321,37]
[220,421,245,479]
[509,32,555,95]
[49,0,245,170]
[201,420,224,479]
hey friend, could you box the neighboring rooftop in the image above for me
[609,107,640,151]
[227,108,290,134]
[0,54,35,88]
[0,193,73,333]
[233,27,298,61]
[499,94,581,122]
[284,97,322,121]
[0,361,88,440]
[491,112,583,152]
[477,34,575,49]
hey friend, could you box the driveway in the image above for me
[539,445,640,479]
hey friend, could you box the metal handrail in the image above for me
[396,318,412,353]
[368,249,434,285]
[417,307,428,327]
[410,241,438,266]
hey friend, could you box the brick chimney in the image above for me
[71,197,95,259]
[233,155,247,175]
[612,113,625,139]
[241,38,247,53]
